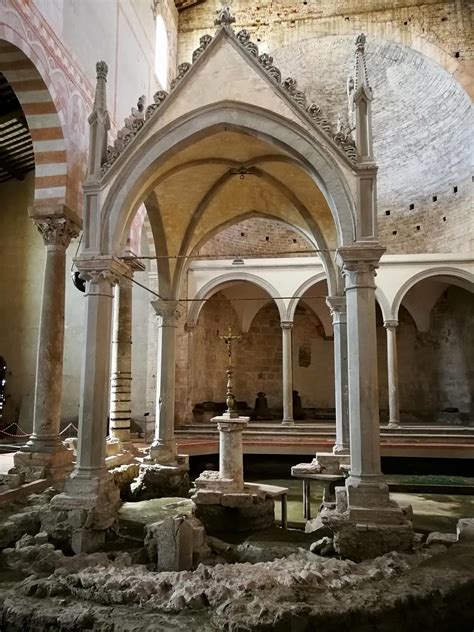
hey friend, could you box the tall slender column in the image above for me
[336,245,395,513]
[109,258,144,442]
[148,299,183,464]
[184,322,196,423]
[17,208,80,475]
[384,319,401,428]
[326,296,350,454]
[281,321,294,426]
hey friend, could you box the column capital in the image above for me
[281,321,293,330]
[185,321,197,333]
[121,252,146,274]
[383,319,399,329]
[75,255,129,297]
[336,244,385,290]
[326,296,347,324]
[29,205,82,249]
[152,299,183,327]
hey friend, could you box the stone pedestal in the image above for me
[130,455,190,500]
[281,322,294,425]
[192,414,274,532]
[13,206,81,484]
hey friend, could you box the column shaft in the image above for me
[149,300,182,464]
[384,320,400,427]
[73,271,115,480]
[326,297,350,454]
[281,321,294,425]
[109,279,133,441]
[24,212,80,454]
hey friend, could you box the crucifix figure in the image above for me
[219,325,242,417]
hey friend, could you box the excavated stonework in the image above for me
[130,458,190,501]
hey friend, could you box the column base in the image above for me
[10,445,74,487]
[130,456,190,501]
[386,422,402,429]
[332,443,350,455]
[41,472,121,553]
[281,419,295,426]
[146,439,178,465]
[321,485,414,561]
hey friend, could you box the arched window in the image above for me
[155,15,168,88]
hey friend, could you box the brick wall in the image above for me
[196,217,313,257]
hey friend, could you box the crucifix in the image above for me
[219,324,242,418]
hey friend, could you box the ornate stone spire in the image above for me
[87,61,110,180]
[93,61,108,112]
[214,1,235,28]
[352,33,373,162]
[353,33,371,95]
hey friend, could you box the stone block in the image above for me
[157,516,194,572]
[333,522,414,561]
[191,490,222,505]
[130,462,190,500]
[426,532,457,546]
[348,506,406,525]
[71,528,106,555]
[457,518,474,542]
[346,479,391,509]
[335,486,347,512]
[221,493,254,508]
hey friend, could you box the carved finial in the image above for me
[93,61,108,113]
[354,33,370,93]
[215,1,235,27]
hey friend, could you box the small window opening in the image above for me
[416,225,421,231]
[453,186,458,193]
[432,195,437,202]
[441,16,448,21]
[385,210,391,216]
[443,217,447,222]
[265,236,269,242]
[392,230,397,235]
[454,51,460,58]
[409,203,415,210]
[240,232,245,237]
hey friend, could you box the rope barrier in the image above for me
[60,423,78,436]
[0,423,30,438]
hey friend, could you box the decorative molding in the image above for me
[152,299,183,327]
[383,319,399,329]
[99,10,360,176]
[280,321,294,330]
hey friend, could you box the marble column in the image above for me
[384,319,401,428]
[148,299,183,464]
[17,207,81,476]
[184,322,196,423]
[49,257,127,553]
[326,296,350,454]
[336,245,394,514]
[281,321,294,426]
[109,258,144,442]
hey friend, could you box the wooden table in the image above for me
[291,473,346,520]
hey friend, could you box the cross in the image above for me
[219,324,242,366]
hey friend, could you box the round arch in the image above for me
[186,272,286,326]
[99,102,357,262]
[392,267,474,319]
[0,36,69,207]
[287,272,328,322]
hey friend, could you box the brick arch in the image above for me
[0,38,68,207]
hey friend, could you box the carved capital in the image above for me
[383,319,398,330]
[29,205,82,249]
[336,244,385,291]
[185,321,197,333]
[281,321,293,330]
[74,256,129,297]
[326,296,347,324]
[152,299,183,327]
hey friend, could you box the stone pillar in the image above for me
[109,258,144,442]
[281,321,294,426]
[217,417,248,491]
[384,319,401,428]
[14,207,81,481]
[336,245,398,517]
[185,322,196,423]
[148,299,183,464]
[326,296,350,454]
[48,257,128,552]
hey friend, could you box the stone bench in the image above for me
[245,482,289,529]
